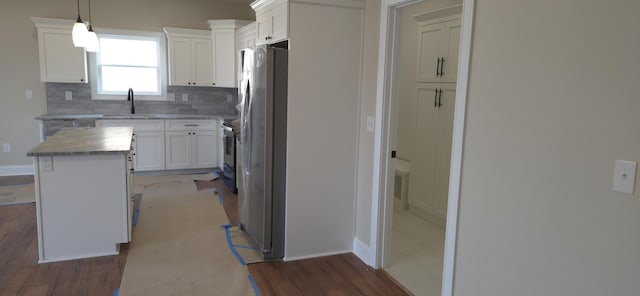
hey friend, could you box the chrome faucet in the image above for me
[127,88,135,114]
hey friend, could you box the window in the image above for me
[90,30,167,100]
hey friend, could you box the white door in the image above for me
[133,131,165,171]
[192,38,213,86]
[192,130,218,168]
[168,38,193,86]
[165,131,191,169]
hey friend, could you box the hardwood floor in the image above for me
[0,175,409,296]
[0,203,127,296]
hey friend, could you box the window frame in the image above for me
[89,29,168,101]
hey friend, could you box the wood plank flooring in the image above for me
[1,175,409,296]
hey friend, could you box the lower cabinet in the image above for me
[132,131,165,171]
[97,119,220,171]
[165,120,219,170]
[96,120,166,171]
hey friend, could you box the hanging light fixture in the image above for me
[84,0,99,52]
[72,0,88,47]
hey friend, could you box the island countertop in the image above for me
[27,127,133,157]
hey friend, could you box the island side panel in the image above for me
[36,153,129,263]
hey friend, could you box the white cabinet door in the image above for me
[255,12,273,46]
[212,30,236,87]
[168,37,194,86]
[192,130,218,168]
[133,131,165,171]
[416,17,461,83]
[192,38,214,86]
[253,1,288,45]
[237,22,256,50]
[270,2,289,43]
[32,18,87,83]
[408,83,455,223]
[165,131,191,170]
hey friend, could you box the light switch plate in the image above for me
[613,160,636,194]
[25,90,33,99]
[65,91,72,100]
[182,93,188,102]
[366,116,375,132]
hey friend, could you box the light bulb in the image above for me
[72,19,88,47]
[85,29,99,52]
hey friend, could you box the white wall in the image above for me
[454,0,640,295]
[0,0,252,168]
[284,1,365,260]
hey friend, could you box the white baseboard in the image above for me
[0,165,34,176]
[283,249,352,262]
[353,237,375,267]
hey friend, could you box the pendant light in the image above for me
[84,0,99,52]
[72,0,88,47]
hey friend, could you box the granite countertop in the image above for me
[27,127,133,157]
[36,113,238,120]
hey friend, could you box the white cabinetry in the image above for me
[96,120,166,171]
[415,9,461,83]
[164,28,213,87]
[165,120,218,170]
[408,83,455,225]
[236,22,256,50]
[31,18,87,83]
[252,0,289,45]
[406,5,462,227]
[208,20,252,87]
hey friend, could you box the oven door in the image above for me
[222,125,235,169]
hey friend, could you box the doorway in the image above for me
[371,0,475,295]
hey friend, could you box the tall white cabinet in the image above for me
[209,20,252,87]
[407,5,461,227]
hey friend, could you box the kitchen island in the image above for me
[27,127,134,263]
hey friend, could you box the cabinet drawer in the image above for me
[96,120,165,131]
[165,119,218,131]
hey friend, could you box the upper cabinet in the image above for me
[164,28,213,87]
[31,18,88,83]
[252,0,289,45]
[414,5,462,83]
[208,20,252,88]
[236,22,257,50]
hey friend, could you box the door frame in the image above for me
[370,0,475,295]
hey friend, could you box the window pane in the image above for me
[101,66,159,93]
[99,38,158,67]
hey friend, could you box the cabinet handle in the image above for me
[80,78,85,82]
[184,124,199,127]
[193,82,196,86]
[439,57,446,77]
[212,82,216,86]
[438,89,443,108]
[436,58,441,76]
[434,89,438,107]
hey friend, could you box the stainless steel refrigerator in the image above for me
[238,43,287,260]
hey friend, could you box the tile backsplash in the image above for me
[45,83,238,116]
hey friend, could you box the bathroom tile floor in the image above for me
[385,198,446,296]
